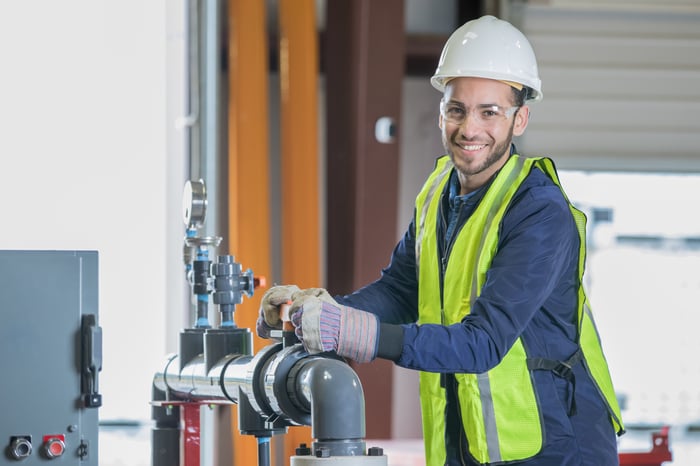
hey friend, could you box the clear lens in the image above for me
[440,100,519,126]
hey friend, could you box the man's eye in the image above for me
[447,106,465,117]
[481,108,501,119]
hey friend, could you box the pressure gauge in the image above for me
[183,180,207,229]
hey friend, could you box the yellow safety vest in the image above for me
[414,154,624,465]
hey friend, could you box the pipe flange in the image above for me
[239,343,282,415]
[217,353,249,402]
[263,344,312,426]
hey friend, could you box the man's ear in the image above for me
[438,112,444,130]
[513,105,529,136]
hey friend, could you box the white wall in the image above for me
[0,0,177,422]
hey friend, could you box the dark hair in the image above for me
[511,86,529,107]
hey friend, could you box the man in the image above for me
[257,15,624,466]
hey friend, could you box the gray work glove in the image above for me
[256,285,299,338]
[256,285,336,339]
[289,295,379,363]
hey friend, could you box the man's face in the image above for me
[439,77,529,193]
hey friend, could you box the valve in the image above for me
[211,255,255,327]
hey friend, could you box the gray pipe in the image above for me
[294,358,367,457]
[188,0,227,245]
[153,343,368,455]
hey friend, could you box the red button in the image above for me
[48,439,64,456]
[43,435,66,459]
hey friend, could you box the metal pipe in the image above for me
[257,437,271,466]
[193,0,226,244]
[153,343,368,452]
[151,380,180,466]
[294,358,366,456]
[154,352,245,401]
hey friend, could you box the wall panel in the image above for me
[512,4,700,171]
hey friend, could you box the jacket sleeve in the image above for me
[397,181,580,373]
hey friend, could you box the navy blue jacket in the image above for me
[336,155,619,465]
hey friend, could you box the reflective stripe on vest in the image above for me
[414,155,624,465]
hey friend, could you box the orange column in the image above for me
[278,0,320,461]
[227,0,271,464]
[279,0,321,287]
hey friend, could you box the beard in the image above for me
[442,122,515,180]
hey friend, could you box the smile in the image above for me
[458,144,487,151]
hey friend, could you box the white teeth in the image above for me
[460,144,485,151]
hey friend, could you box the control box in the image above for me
[0,250,100,464]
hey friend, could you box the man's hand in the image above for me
[256,286,338,339]
[289,296,379,363]
[256,285,300,338]
[291,287,334,301]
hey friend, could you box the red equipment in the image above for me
[619,426,673,466]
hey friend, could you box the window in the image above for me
[560,171,700,426]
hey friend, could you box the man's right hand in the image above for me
[256,285,337,338]
[256,285,300,338]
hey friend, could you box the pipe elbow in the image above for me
[301,358,365,442]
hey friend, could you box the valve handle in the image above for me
[280,301,293,332]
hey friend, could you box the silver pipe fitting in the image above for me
[153,342,368,454]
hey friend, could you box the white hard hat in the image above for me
[431,15,543,102]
